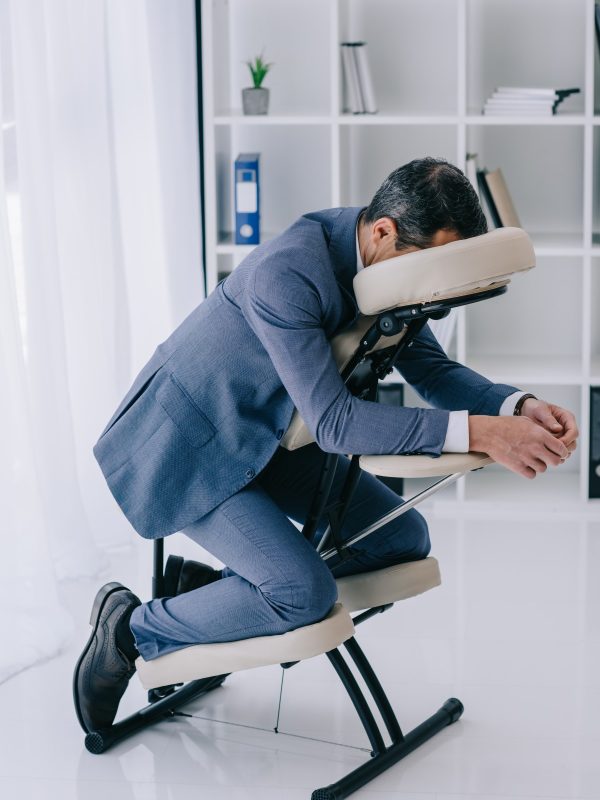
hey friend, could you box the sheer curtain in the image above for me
[0,0,204,683]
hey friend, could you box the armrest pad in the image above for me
[359,451,493,478]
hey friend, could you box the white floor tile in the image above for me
[1,515,599,799]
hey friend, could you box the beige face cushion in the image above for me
[353,226,535,315]
[281,227,535,451]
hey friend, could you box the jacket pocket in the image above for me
[155,372,217,449]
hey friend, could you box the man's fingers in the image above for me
[528,457,548,474]
[535,407,563,433]
[540,432,569,460]
[551,406,579,442]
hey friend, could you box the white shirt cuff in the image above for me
[499,391,527,417]
[442,410,469,453]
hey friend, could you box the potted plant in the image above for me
[242,53,273,115]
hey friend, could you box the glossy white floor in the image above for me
[1,509,600,800]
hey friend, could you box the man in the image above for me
[73,157,578,733]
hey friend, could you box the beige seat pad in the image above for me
[136,602,354,690]
[336,557,441,612]
[137,560,443,688]
[359,451,493,479]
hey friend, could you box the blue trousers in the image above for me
[130,444,430,661]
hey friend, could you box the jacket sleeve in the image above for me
[395,322,521,415]
[241,250,450,457]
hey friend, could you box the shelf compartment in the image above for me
[339,0,459,116]
[214,114,334,126]
[213,124,332,247]
[464,468,581,507]
[528,231,585,255]
[467,0,586,116]
[210,0,332,117]
[464,256,584,382]
[338,114,458,126]
[216,254,234,284]
[216,231,277,255]
[463,356,582,387]
[466,113,586,126]
[339,125,457,207]
[467,125,584,243]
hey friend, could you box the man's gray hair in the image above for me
[363,156,488,251]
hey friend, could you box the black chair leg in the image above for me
[312,697,463,800]
[84,674,227,754]
[313,637,463,800]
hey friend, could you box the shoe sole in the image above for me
[72,581,128,734]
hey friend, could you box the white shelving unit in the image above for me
[201,0,600,512]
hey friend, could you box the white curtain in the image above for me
[0,0,204,684]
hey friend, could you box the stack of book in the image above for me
[482,87,580,116]
[340,42,378,114]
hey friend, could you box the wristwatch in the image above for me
[513,393,537,416]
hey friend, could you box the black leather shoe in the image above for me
[164,554,222,596]
[73,582,141,733]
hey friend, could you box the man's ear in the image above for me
[371,216,397,242]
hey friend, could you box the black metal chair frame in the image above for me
[83,286,506,800]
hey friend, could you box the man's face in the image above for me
[361,217,461,267]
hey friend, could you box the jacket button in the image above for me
[276,429,284,439]
[245,468,255,479]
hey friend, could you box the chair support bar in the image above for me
[326,648,387,757]
[319,471,463,561]
[311,696,464,800]
[343,637,403,744]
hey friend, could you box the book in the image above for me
[484,168,521,227]
[495,86,557,97]
[482,87,580,115]
[465,152,480,195]
[353,43,378,114]
[590,386,600,499]
[484,106,553,116]
[477,169,502,228]
[234,153,260,245]
[341,43,364,113]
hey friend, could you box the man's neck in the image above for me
[356,212,367,269]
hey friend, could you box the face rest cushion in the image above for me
[353,226,535,316]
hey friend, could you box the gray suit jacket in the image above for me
[93,206,519,539]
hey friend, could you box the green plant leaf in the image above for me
[245,53,274,88]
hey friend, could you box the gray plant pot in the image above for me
[242,87,270,115]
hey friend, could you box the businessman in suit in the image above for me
[73,157,578,732]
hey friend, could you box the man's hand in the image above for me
[468,415,571,479]
[520,398,579,455]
